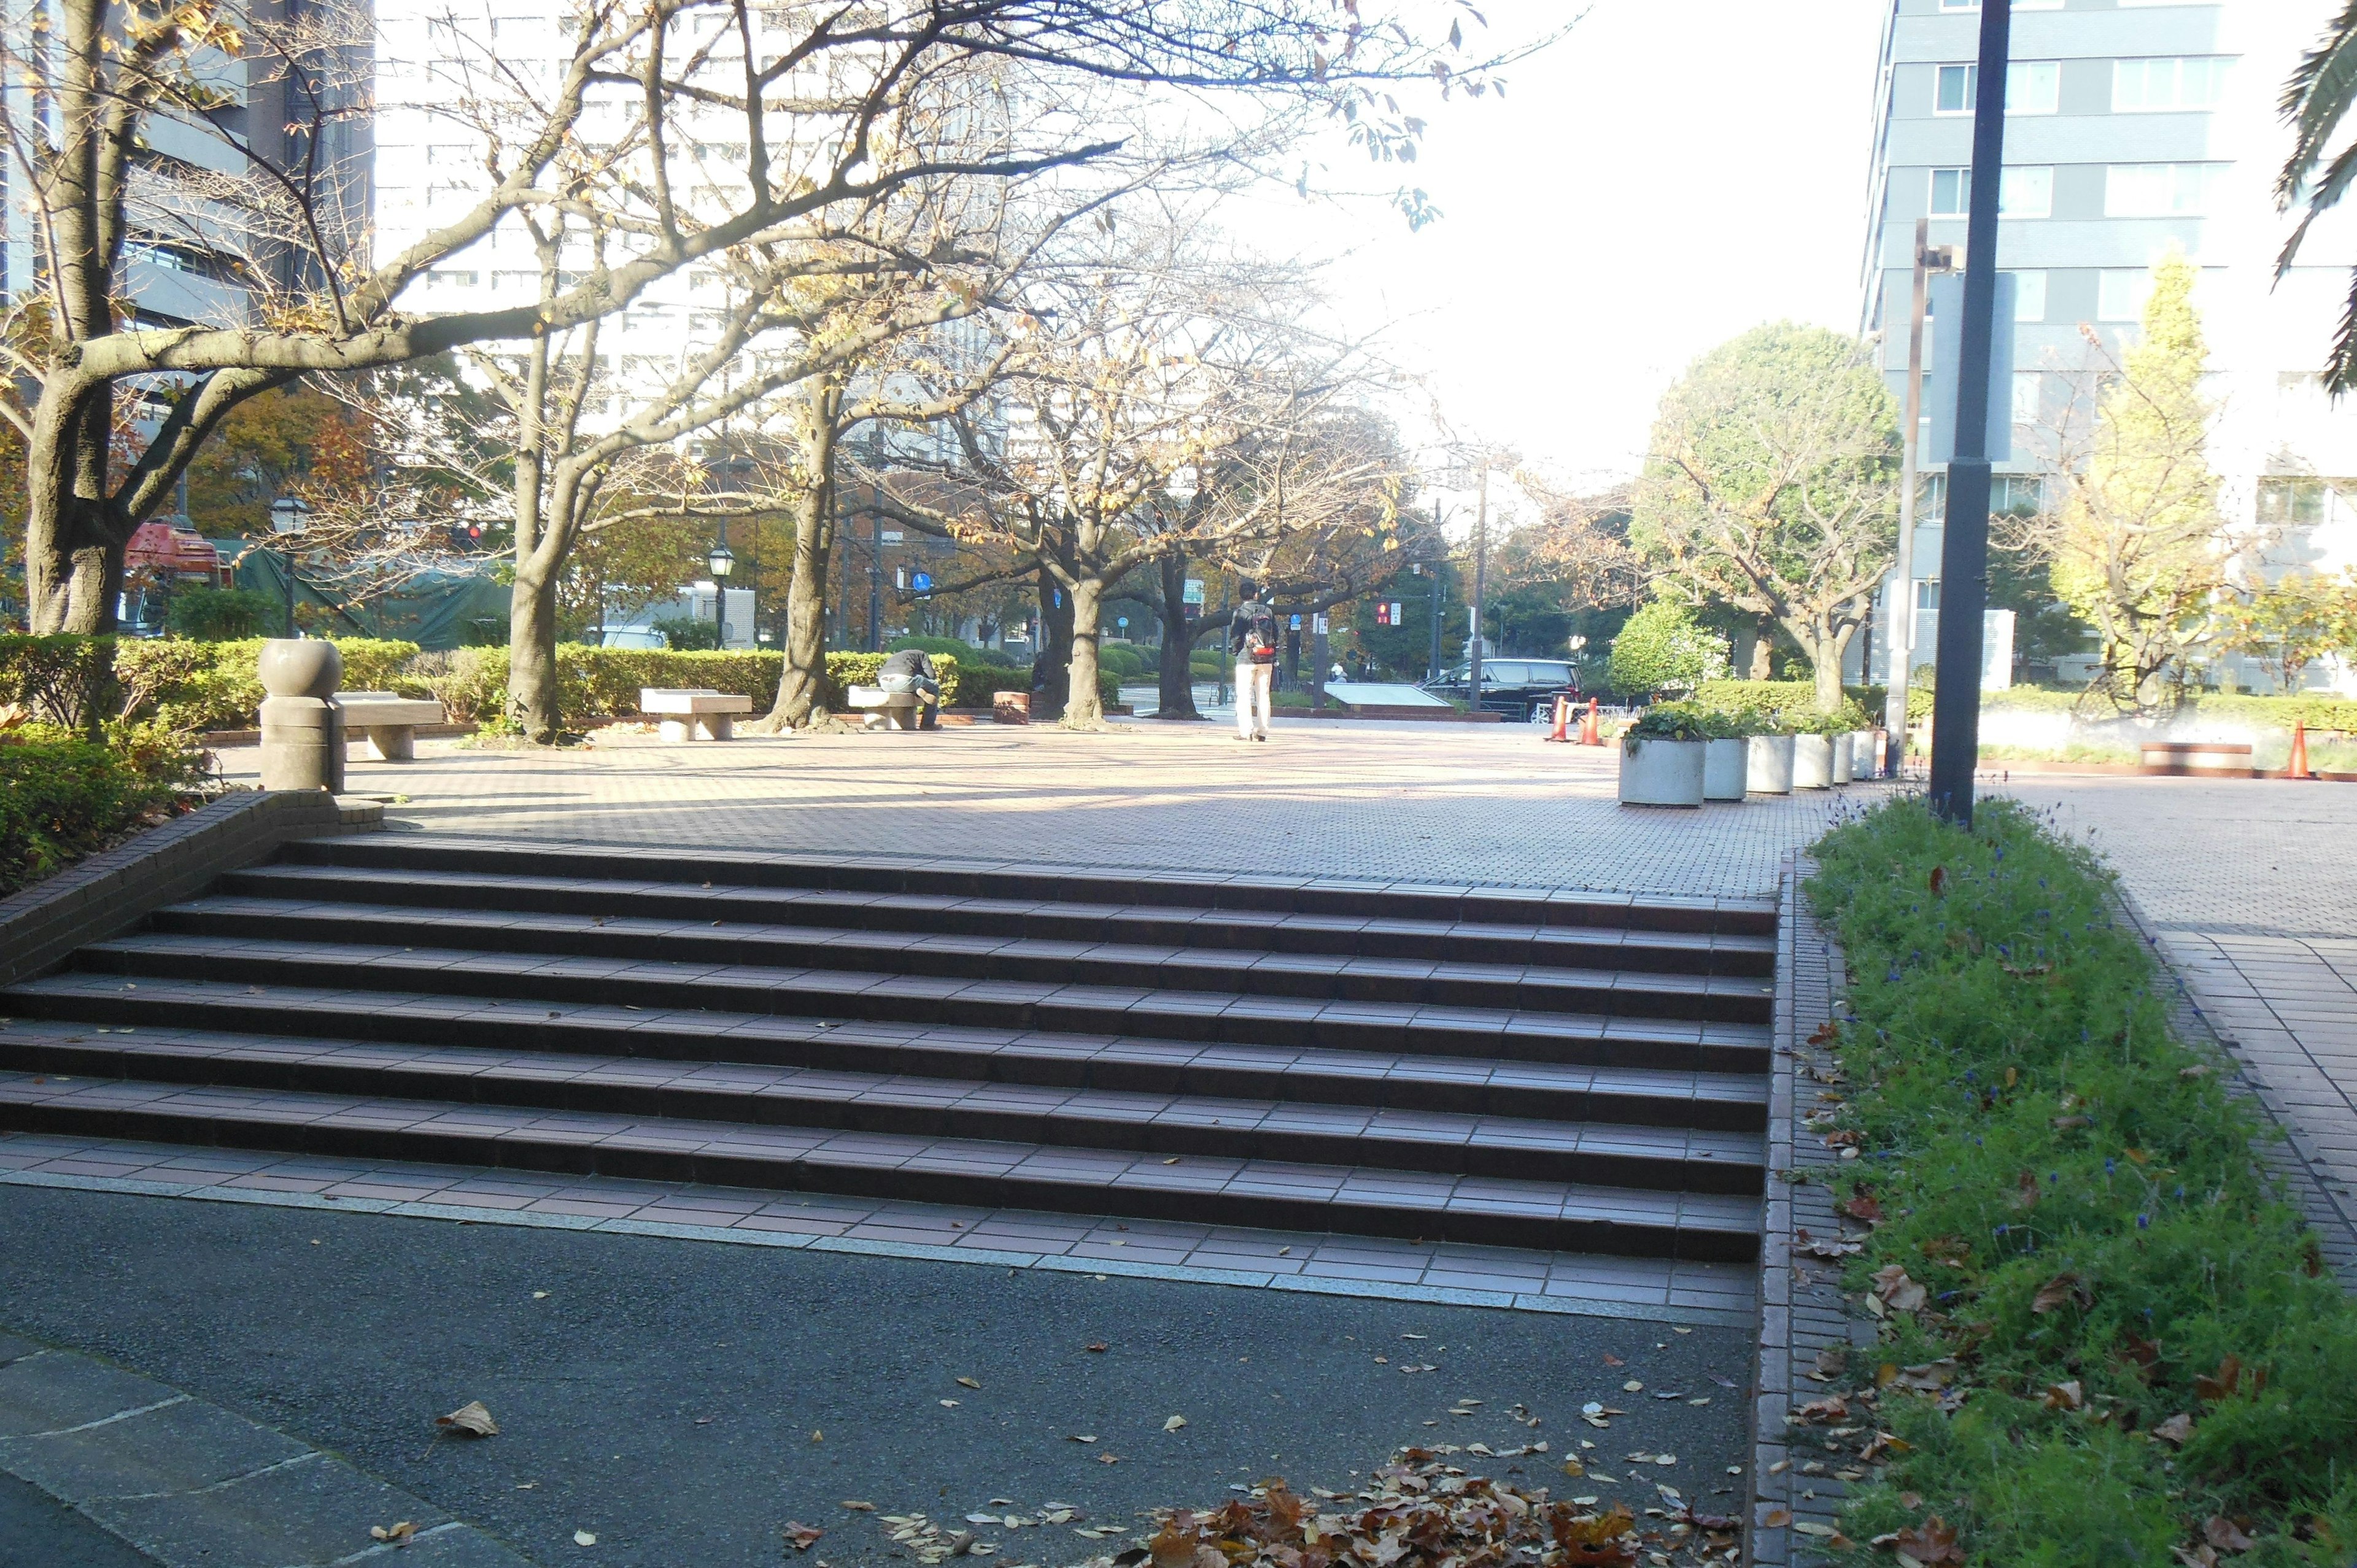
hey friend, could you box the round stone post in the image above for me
[257,639,346,792]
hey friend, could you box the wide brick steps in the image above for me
[218,862,1779,978]
[0,837,1781,1262]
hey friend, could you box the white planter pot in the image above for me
[1619,737,1706,807]
[1852,730,1881,779]
[1746,734,1795,794]
[1793,733,1834,789]
[1832,732,1856,784]
[1703,738,1748,801]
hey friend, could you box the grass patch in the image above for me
[1803,797,2357,1566]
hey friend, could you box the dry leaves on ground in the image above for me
[784,1522,825,1551]
[370,1521,418,1544]
[435,1401,499,1438]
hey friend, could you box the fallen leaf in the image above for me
[1894,1515,1964,1564]
[532,1291,549,1300]
[784,1523,825,1551]
[371,1522,418,1543]
[1164,1415,1187,1432]
[1086,1342,1109,1353]
[2042,1380,2084,1412]
[1761,1508,1792,1527]
[2194,1355,2245,1404]
[1069,1434,1098,1443]
[1870,1264,1928,1313]
[2032,1272,2092,1315]
[1096,1452,1120,1464]
[940,1399,961,1408]
[573,1530,597,1547]
[842,1501,877,1512]
[1841,1192,1885,1225]
[956,1377,981,1389]
[2205,1518,2255,1554]
[1929,865,1946,897]
[436,1401,499,1438]
[2153,1413,2194,1445]
[2173,1547,2221,1568]
[1602,1354,1624,1366]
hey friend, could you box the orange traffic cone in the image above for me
[1579,698,1602,746]
[2289,720,2315,780]
[1546,695,1571,742]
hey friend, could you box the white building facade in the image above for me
[1857,0,2357,695]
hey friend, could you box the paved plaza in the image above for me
[223,720,1895,897]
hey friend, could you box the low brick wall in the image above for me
[0,790,377,990]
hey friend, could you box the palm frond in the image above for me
[2278,2,2357,207]
[2277,139,2357,277]
[2324,267,2357,397]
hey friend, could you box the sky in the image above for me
[1226,0,1891,504]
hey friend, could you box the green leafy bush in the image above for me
[1621,701,1721,742]
[0,728,203,895]
[164,587,279,641]
[649,614,723,651]
[1690,679,1884,733]
[1605,601,1730,697]
[0,635,118,732]
[1806,798,2357,1566]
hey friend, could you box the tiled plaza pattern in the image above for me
[2002,778,2357,1252]
[224,724,1896,897]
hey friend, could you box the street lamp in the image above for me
[270,497,309,638]
[707,538,735,647]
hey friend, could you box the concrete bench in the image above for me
[845,684,932,731]
[640,687,753,742]
[332,692,446,762]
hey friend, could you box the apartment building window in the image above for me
[2105,163,2223,217]
[2013,370,2043,426]
[426,269,479,288]
[1933,61,2059,115]
[1916,580,1941,611]
[2256,477,2340,527]
[2007,269,2048,322]
[1993,475,2048,517]
[1929,166,2052,217]
[2098,269,2154,322]
[2113,57,2231,112]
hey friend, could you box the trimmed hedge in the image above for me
[1806,798,2357,1564]
[1975,686,2357,732]
[0,727,205,895]
[1690,680,1879,733]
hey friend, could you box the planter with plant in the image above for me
[1701,709,1752,801]
[1618,702,1710,806]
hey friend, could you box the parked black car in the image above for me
[1420,658,1581,720]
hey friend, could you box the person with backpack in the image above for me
[1230,598,1280,741]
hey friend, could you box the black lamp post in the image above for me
[271,497,309,636]
[1926,0,2012,825]
[708,536,736,647]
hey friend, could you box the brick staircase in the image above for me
[0,838,1777,1262]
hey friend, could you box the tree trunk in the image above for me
[1029,557,1074,722]
[1795,622,1849,714]
[1152,549,1202,719]
[1062,575,1106,729]
[1747,623,1775,681]
[762,382,842,730]
[507,563,563,743]
[25,387,123,634]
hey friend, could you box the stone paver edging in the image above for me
[0,790,376,991]
[0,1331,530,1567]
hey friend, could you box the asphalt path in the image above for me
[0,1189,1752,1567]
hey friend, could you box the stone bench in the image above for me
[2140,741,2253,778]
[640,687,753,742]
[332,692,447,762]
[845,684,935,732]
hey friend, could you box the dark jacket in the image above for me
[1230,604,1280,666]
[878,649,938,682]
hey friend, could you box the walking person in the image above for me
[1231,598,1279,742]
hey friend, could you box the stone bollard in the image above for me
[257,638,346,792]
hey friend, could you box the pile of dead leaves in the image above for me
[1104,1450,1736,1568]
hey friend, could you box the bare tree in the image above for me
[2,0,1506,633]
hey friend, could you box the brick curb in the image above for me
[0,790,379,992]
[0,1330,533,1567]
[1743,856,1863,1568]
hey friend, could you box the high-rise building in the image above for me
[1857,0,2357,693]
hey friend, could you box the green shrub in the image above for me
[1605,601,1730,697]
[1806,798,2357,1565]
[1690,679,1883,732]
[0,635,117,732]
[117,638,425,734]
[0,728,201,895]
[649,614,722,651]
[164,587,279,641]
[1621,701,1723,741]
[1096,643,1147,680]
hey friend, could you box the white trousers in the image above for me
[1236,662,1274,738]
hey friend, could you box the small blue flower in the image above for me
[2137,1213,2151,1229]
[2105,1159,2116,1175]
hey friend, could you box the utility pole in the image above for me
[1468,465,1490,711]
[1886,218,1955,776]
[1927,0,2010,824]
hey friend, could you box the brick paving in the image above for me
[217,722,1898,898]
[1997,777,2357,1248]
